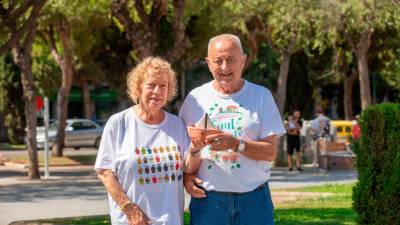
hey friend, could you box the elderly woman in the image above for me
[95,57,192,225]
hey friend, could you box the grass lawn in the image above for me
[18,183,357,225]
[24,213,190,225]
[0,142,25,150]
[274,182,354,193]
[6,153,97,166]
[274,183,357,225]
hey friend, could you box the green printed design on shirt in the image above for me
[206,103,244,170]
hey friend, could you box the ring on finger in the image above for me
[213,138,221,144]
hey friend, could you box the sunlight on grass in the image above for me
[0,142,25,150]
[275,183,357,225]
[7,154,97,166]
[275,182,355,194]
[275,195,357,225]
[34,213,191,225]
[35,215,110,225]
[22,183,357,225]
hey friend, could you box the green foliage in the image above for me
[352,103,400,224]
[1,0,400,122]
[244,43,279,90]
[179,0,235,61]
[0,53,25,144]
[90,23,132,91]
[370,27,400,94]
[34,0,113,94]
[269,0,318,53]
[32,38,61,97]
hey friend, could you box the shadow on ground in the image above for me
[0,180,105,203]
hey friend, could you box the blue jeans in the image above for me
[189,182,274,225]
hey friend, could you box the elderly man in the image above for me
[180,34,285,225]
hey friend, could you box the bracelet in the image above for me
[190,149,201,157]
[235,138,245,153]
[120,200,133,211]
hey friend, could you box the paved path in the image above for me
[0,166,108,225]
[0,149,358,225]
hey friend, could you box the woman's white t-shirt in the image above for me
[179,80,286,193]
[95,108,190,225]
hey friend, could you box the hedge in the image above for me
[352,103,400,224]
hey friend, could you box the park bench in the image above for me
[318,140,355,170]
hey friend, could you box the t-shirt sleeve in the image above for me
[259,94,286,139]
[178,95,191,125]
[94,117,117,171]
[181,126,191,161]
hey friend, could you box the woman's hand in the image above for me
[205,132,239,152]
[125,204,151,225]
[97,170,151,225]
[190,137,206,153]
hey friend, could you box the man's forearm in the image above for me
[239,135,277,161]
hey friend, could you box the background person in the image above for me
[310,106,331,167]
[95,57,189,225]
[286,110,303,171]
[352,115,361,140]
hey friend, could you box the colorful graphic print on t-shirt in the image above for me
[135,145,183,185]
[205,103,243,170]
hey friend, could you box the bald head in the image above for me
[208,34,243,55]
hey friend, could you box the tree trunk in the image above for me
[4,0,45,179]
[347,29,372,110]
[243,30,258,70]
[357,51,372,109]
[52,20,73,157]
[165,0,190,63]
[276,51,292,115]
[82,80,93,119]
[343,69,358,120]
[12,46,40,179]
[53,74,72,156]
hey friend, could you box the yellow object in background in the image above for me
[331,120,353,141]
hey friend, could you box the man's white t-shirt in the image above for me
[179,80,286,193]
[95,108,190,225]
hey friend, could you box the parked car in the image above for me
[36,119,103,149]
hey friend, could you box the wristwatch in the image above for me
[237,138,245,152]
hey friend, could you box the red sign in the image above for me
[36,96,44,112]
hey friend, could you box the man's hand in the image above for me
[205,132,239,152]
[124,204,151,225]
[183,173,206,198]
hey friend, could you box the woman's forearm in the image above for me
[98,169,131,207]
[184,150,202,174]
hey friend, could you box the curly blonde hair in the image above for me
[127,57,177,104]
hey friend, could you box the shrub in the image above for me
[352,103,400,225]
